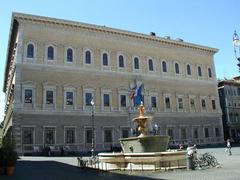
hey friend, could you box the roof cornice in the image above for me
[13,12,218,54]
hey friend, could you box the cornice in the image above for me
[13,12,218,54]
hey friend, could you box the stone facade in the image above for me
[218,77,240,142]
[3,13,223,154]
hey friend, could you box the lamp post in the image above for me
[90,99,95,158]
[233,30,240,71]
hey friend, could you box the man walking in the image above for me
[226,139,232,156]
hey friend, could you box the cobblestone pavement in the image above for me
[1,146,240,180]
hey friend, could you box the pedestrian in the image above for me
[179,144,184,150]
[47,146,51,156]
[226,139,232,156]
[60,146,64,156]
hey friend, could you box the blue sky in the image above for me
[0,0,239,121]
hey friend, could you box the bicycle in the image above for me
[194,152,219,168]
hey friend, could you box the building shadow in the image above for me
[0,160,165,180]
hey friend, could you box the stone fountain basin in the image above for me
[119,135,170,153]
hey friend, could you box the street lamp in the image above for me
[233,30,240,71]
[90,99,95,158]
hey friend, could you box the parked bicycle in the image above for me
[194,152,219,168]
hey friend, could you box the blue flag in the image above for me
[134,84,143,106]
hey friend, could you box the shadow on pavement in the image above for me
[0,160,165,180]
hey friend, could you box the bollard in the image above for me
[186,155,195,170]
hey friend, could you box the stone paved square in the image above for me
[1,146,240,180]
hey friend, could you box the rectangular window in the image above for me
[204,127,209,138]
[165,97,171,109]
[24,89,32,103]
[120,95,126,107]
[215,127,220,137]
[66,92,73,105]
[104,129,112,143]
[85,93,93,106]
[46,90,53,104]
[86,129,93,143]
[65,128,75,144]
[151,96,157,108]
[231,129,236,138]
[167,128,173,140]
[190,99,195,109]
[238,88,240,96]
[193,128,199,139]
[235,113,239,122]
[104,94,110,107]
[201,99,206,109]
[44,127,55,144]
[22,127,34,144]
[121,129,129,138]
[181,128,187,140]
[178,98,183,109]
[212,100,216,110]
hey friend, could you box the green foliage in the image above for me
[0,147,4,166]
[1,132,18,166]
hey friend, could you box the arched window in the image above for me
[134,57,139,69]
[85,50,91,64]
[187,64,191,75]
[208,68,212,78]
[67,48,73,62]
[119,55,124,68]
[47,46,54,60]
[198,66,202,76]
[162,61,167,72]
[175,63,179,74]
[102,53,108,66]
[27,43,34,58]
[148,59,153,71]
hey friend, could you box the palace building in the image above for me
[2,12,223,154]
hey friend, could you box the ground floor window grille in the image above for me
[215,127,220,137]
[193,128,199,139]
[86,129,93,143]
[167,128,173,140]
[181,128,187,140]
[22,127,34,144]
[65,128,75,144]
[44,127,55,144]
[104,129,112,143]
[204,127,209,138]
[121,129,129,138]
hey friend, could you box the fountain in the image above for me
[119,102,170,153]
[96,103,187,171]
